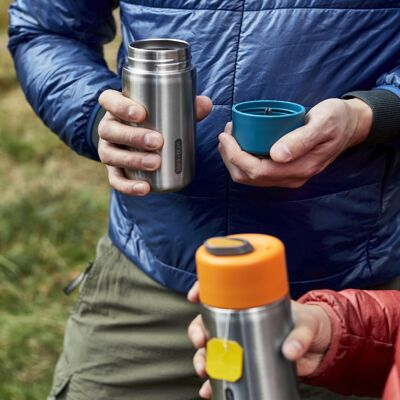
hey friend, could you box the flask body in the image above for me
[203,296,300,400]
[122,39,196,192]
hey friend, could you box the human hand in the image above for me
[98,90,213,196]
[219,98,372,188]
[187,282,332,399]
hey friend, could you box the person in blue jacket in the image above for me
[8,1,400,399]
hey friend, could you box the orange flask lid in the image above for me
[196,234,289,310]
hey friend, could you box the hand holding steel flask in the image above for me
[122,38,196,192]
[196,234,300,400]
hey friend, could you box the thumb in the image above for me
[270,124,320,163]
[282,321,317,362]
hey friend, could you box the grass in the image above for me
[0,3,120,399]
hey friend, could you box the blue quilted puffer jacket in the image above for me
[8,0,400,298]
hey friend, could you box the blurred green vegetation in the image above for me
[0,3,119,399]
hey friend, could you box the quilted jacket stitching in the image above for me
[120,1,400,11]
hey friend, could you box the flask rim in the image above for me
[128,38,191,64]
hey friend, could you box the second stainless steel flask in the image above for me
[196,234,301,400]
[122,39,196,192]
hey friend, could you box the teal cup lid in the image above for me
[232,100,306,156]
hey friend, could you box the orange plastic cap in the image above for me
[196,234,289,310]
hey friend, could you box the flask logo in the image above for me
[175,139,183,174]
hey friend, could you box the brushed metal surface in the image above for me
[122,39,196,192]
[203,297,300,400]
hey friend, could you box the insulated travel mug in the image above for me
[196,234,300,400]
[232,100,305,156]
[122,39,197,192]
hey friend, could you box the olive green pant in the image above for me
[49,236,398,399]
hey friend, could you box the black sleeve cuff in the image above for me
[92,107,107,151]
[342,89,400,147]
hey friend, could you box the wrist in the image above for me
[298,301,342,382]
[344,98,373,147]
[342,89,400,147]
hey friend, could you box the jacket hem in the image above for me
[108,222,197,294]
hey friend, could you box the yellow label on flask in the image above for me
[206,338,243,382]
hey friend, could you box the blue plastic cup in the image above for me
[232,100,306,156]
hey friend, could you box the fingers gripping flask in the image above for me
[196,234,300,400]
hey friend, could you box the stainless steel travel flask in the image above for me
[122,39,196,192]
[196,235,300,400]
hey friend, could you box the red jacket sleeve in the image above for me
[298,289,400,397]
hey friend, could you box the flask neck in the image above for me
[127,38,192,72]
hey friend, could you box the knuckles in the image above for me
[98,119,111,140]
[231,172,247,184]
[246,168,261,182]
[323,114,340,136]
[99,118,145,149]
[125,155,141,170]
[299,164,319,179]
[116,96,128,115]
[108,174,117,188]
[98,145,110,164]
[99,89,132,119]
[127,130,141,148]
[98,91,108,107]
